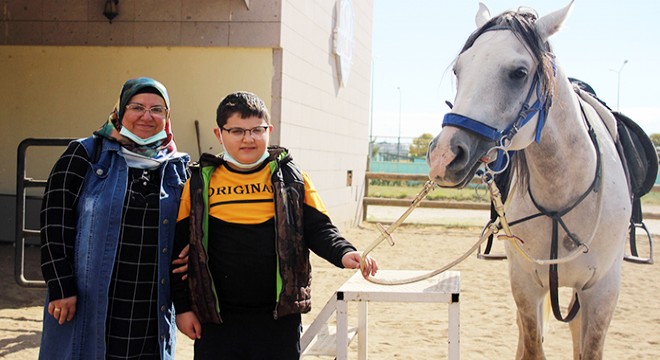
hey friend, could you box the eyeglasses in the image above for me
[126,103,168,118]
[221,125,269,138]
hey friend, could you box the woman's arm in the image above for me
[40,141,90,300]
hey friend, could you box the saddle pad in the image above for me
[575,87,618,140]
[614,111,658,198]
[574,85,657,198]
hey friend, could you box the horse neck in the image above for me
[522,77,598,210]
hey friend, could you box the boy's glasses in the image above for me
[221,125,269,138]
[125,103,168,118]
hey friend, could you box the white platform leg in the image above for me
[448,300,460,359]
[336,296,348,360]
[358,301,368,360]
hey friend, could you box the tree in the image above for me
[650,133,660,148]
[408,133,434,158]
[369,142,380,158]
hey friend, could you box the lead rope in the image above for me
[359,179,493,285]
[360,155,603,286]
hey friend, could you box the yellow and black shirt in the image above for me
[172,152,355,319]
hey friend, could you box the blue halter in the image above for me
[442,72,552,173]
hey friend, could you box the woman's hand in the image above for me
[341,251,379,278]
[48,296,77,325]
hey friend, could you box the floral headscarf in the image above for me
[95,77,178,163]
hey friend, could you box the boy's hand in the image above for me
[176,311,202,340]
[341,251,378,278]
[172,244,189,280]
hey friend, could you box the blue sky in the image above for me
[370,0,660,142]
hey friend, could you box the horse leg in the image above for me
[567,292,582,359]
[511,275,547,360]
[574,264,622,359]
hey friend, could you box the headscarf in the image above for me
[95,77,178,168]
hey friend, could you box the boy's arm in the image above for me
[301,172,357,267]
[303,204,356,267]
[299,172,378,276]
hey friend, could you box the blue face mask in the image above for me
[223,150,270,170]
[120,126,167,146]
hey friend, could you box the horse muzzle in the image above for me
[427,126,493,188]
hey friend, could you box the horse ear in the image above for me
[475,2,491,28]
[535,0,575,41]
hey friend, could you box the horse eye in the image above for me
[510,68,528,80]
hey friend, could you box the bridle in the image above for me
[443,21,554,173]
[443,73,552,174]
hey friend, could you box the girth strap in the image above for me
[549,216,581,322]
[531,102,601,322]
[495,100,602,322]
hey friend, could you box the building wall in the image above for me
[279,0,373,228]
[1,0,374,241]
[1,0,281,47]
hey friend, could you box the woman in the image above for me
[39,77,189,359]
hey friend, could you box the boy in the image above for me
[171,91,377,359]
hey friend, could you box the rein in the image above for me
[359,180,490,285]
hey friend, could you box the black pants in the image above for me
[194,313,302,360]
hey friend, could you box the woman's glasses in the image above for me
[126,103,168,118]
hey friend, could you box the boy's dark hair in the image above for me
[216,91,271,128]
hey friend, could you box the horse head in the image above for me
[427,1,574,188]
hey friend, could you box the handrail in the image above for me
[15,138,73,288]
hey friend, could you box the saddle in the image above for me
[615,111,658,206]
[570,79,657,264]
[614,111,658,264]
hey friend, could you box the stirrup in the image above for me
[477,236,507,260]
[624,222,654,264]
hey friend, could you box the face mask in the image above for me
[223,150,269,170]
[120,126,167,146]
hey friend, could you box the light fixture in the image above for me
[103,0,119,23]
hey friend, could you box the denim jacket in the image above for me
[39,136,189,360]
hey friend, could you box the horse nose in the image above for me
[427,127,475,185]
[426,136,438,163]
[449,141,468,170]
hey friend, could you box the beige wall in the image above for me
[1,45,273,195]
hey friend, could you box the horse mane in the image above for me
[456,8,558,193]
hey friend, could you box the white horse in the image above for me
[426,2,631,359]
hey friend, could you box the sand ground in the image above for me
[2,207,659,359]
